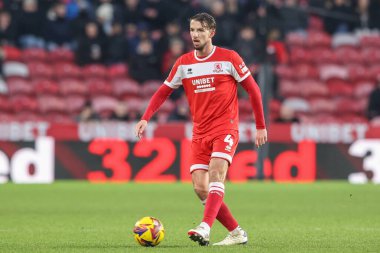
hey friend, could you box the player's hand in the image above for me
[135,120,148,139]
[255,128,268,148]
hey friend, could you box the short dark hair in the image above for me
[189,13,216,31]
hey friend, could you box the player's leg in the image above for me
[191,169,240,235]
[187,139,212,245]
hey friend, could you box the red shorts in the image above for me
[190,130,239,173]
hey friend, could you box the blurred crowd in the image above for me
[0,0,380,123]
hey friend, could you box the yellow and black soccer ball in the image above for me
[133,216,165,247]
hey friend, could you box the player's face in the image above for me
[190,20,214,50]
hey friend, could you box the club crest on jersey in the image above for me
[213,63,223,73]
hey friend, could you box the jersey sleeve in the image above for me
[229,50,251,83]
[164,57,183,89]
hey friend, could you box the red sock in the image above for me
[202,182,225,228]
[216,202,239,231]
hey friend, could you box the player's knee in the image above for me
[193,186,208,200]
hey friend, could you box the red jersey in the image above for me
[164,46,251,138]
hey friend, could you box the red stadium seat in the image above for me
[293,63,319,80]
[65,95,86,114]
[368,64,380,81]
[159,100,175,113]
[275,65,295,80]
[28,62,54,79]
[2,46,22,61]
[299,79,329,97]
[22,48,48,63]
[43,112,73,123]
[286,32,306,47]
[309,98,336,113]
[279,79,301,97]
[0,96,11,112]
[238,98,252,113]
[353,81,375,98]
[126,98,144,113]
[346,64,371,82]
[112,78,140,99]
[16,112,44,122]
[361,47,380,65]
[0,113,18,122]
[360,35,380,48]
[107,64,129,79]
[308,15,324,31]
[339,113,368,123]
[7,78,34,96]
[54,62,82,79]
[333,98,358,113]
[91,95,118,118]
[290,47,312,64]
[33,79,60,95]
[10,95,38,113]
[82,64,107,79]
[306,31,331,48]
[319,64,348,81]
[327,79,354,97]
[311,48,337,64]
[48,48,74,62]
[87,78,113,96]
[59,78,88,96]
[38,95,67,113]
[142,80,162,98]
[335,47,364,65]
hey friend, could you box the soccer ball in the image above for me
[133,216,165,247]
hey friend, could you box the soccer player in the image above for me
[134,13,267,246]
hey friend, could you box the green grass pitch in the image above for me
[1,181,380,253]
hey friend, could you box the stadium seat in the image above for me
[311,48,337,64]
[112,78,140,99]
[125,98,145,113]
[91,95,119,119]
[286,32,306,47]
[238,98,252,114]
[0,96,11,112]
[54,62,82,79]
[308,15,324,32]
[142,80,162,98]
[306,31,331,48]
[370,116,380,126]
[332,33,359,48]
[360,35,380,48]
[361,47,380,65]
[335,47,364,65]
[107,64,129,79]
[59,78,88,96]
[43,112,74,123]
[275,65,295,80]
[309,98,336,113]
[333,98,358,113]
[319,64,348,81]
[10,95,38,113]
[353,81,375,98]
[82,64,107,79]
[22,48,48,63]
[299,79,329,97]
[282,97,310,112]
[290,47,312,64]
[2,62,29,78]
[38,95,67,113]
[2,46,22,61]
[279,79,301,97]
[368,64,380,81]
[346,64,371,82]
[327,79,354,97]
[16,112,44,122]
[65,95,86,114]
[0,113,17,122]
[48,48,75,62]
[293,63,319,80]
[87,78,113,97]
[339,113,368,123]
[7,78,34,96]
[28,62,54,79]
[33,79,60,95]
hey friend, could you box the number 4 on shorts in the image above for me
[224,134,233,146]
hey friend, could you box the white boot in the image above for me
[213,226,248,246]
[188,223,210,246]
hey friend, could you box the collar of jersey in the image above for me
[194,46,216,61]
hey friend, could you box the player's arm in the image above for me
[240,75,268,147]
[134,84,174,139]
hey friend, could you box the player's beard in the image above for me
[193,42,205,51]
